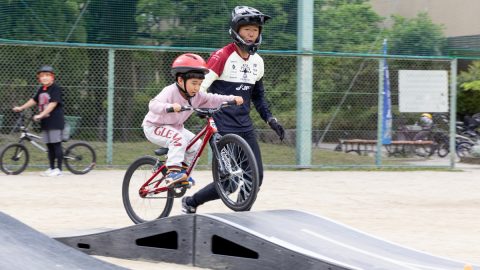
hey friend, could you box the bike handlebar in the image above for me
[166,100,237,116]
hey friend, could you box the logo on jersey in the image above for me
[235,84,251,91]
[252,63,258,76]
[240,64,251,81]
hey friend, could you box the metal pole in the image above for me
[106,49,115,165]
[296,0,313,168]
[449,58,458,169]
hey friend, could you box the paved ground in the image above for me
[1,167,480,269]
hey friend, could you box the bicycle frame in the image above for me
[140,115,223,196]
[19,129,48,153]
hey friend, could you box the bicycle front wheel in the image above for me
[413,131,436,158]
[122,156,174,224]
[212,134,259,212]
[0,143,29,175]
[64,142,96,175]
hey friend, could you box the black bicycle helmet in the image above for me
[229,6,271,55]
[37,65,55,74]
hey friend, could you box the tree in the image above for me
[0,0,86,42]
[387,12,446,56]
[135,0,294,50]
[314,1,383,52]
[458,61,480,114]
[84,0,138,141]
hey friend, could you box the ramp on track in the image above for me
[0,212,126,270]
[56,209,477,270]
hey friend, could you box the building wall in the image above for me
[370,0,480,37]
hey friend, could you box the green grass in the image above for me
[2,139,450,172]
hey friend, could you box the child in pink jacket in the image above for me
[142,53,243,187]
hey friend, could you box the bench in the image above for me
[338,139,434,156]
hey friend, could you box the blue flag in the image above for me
[382,39,392,144]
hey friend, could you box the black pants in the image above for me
[47,142,63,170]
[189,130,263,208]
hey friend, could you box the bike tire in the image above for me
[122,156,173,224]
[212,134,259,212]
[456,141,474,159]
[63,142,96,175]
[413,131,436,158]
[0,143,29,175]
[385,132,409,157]
[436,133,450,158]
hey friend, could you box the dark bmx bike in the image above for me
[0,113,96,175]
[122,101,260,224]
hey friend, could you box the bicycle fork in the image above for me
[209,133,230,180]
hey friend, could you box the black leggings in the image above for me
[189,130,263,208]
[47,142,63,170]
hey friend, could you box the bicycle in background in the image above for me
[122,101,259,224]
[0,113,96,175]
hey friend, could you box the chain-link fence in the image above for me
[0,43,462,170]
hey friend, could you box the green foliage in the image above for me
[387,12,446,56]
[85,0,137,45]
[458,61,480,114]
[135,0,294,50]
[0,0,456,143]
[314,1,383,52]
[0,0,87,42]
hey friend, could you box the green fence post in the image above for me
[449,58,457,169]
[106,49,115,165]
[296,0,313,168]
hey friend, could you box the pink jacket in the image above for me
[142,83,235,130]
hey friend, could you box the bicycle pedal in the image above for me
[176,181,192,188]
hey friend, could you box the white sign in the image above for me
[398,70,448,112]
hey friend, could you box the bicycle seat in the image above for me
[154,148,169,156]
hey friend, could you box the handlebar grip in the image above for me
[166,106,192,113]
[226,100,237,106]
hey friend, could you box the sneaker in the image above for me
[187,176,196,187]
[41,168,53,176]
[182,197,196,214]
[47,168,62,177]
[164,171,189,188]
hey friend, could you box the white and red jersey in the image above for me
[200,43,273,132]
[142,83,235,130]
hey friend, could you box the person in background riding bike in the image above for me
[182,6,285,214]
[12,65,65,177]
[142,53,243,187]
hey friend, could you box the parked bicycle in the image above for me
[384,123,424,157]
[122,101,259,224]
[413,114,478,158]
[0,113,96,175]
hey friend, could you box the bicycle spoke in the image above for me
[0,144,29,175]
[122,156,174,223]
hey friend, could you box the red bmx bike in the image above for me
[122,101,259,224]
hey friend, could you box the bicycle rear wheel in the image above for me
[212,134,259,212]
[0,143,29,175]
[456,141,474,159]
[122,156,174,224]
[63,142,96,175]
